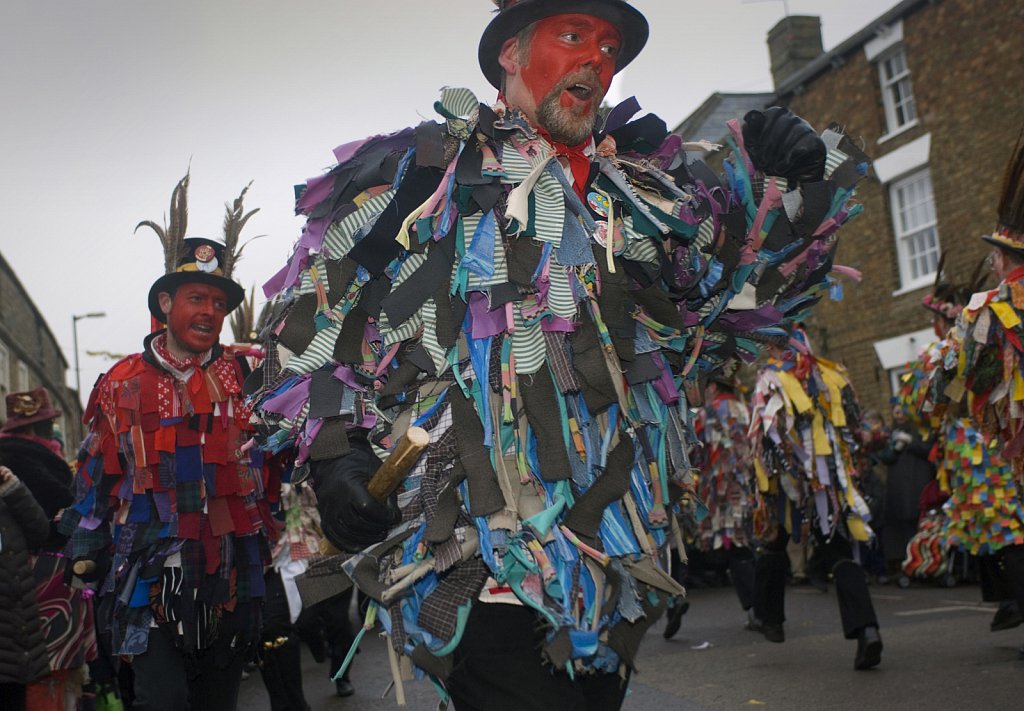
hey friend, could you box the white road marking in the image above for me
[894,606,993,616]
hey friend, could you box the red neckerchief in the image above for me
[494,93,593,200]
[152,333,205,373]
[537,127,591,201]
[1004,264,1024,284]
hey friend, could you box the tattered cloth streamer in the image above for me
[294,554,351,607]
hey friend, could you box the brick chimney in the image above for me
[767,15,823,89]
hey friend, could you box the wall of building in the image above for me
[0,252,83,448]
[777,0,1024,415]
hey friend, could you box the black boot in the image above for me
[335,678,355,697]
[662,599,690,639]
[990,601,1023,632]
[761,623,785,643]
[854,626,883,670]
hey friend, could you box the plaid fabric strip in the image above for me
[543,331,579,394]
[176,480,203,513]
[417,557,488,643]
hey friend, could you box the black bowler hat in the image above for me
[147,237,245,322]
[478,0,649,90]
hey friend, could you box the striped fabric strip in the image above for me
[284,321,342,374]
[378,309,422,349]
[392,251,427,289]
[532,168,565,245]
[693,215,716,252]
[439,87,479,120]
[419,298,451,375]
[621,233,659,264]
[824,148,849,179]
[500,138,543,183]
[511,306,545,375]
[323,189,397,258]
[546,264,579,319]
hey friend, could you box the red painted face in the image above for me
[518,14,621,143]
[161,283,228,356]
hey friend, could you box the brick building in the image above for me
[676,0,1024,415]
[0,251,84,447]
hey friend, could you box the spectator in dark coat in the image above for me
[0,463,51,711]
[879,406,936,573]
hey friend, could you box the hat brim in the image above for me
[982,233,1024,261]
[1,408,62,432]
[148,272,245,323]
[478,0,649,90]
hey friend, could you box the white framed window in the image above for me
[878,47,917,134]
[891,168,940,291]
[17,360,30,392]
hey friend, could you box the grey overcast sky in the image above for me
[0,0,899,404]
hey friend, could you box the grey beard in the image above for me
[536,91,598,145]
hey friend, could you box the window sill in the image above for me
[892,279,932,297]
[878,120,920,145]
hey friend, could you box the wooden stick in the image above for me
[73,560,97,576]
[366,426,429,503]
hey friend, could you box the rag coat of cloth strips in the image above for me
[894,337,1024,555]
[693,386,756,551]
[957,267,1024,480]
[253,87,868,679]
[60,332,278,655]
[748,345,874,544]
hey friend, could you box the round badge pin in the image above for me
[587,192,609,217]
[194,244,216,263]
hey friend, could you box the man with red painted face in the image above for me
[61,235,279,711]
[251,1,867,708]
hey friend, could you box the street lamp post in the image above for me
[72,312,106,404]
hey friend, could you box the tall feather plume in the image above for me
[221,181,262,279]
[997,127,1024,237]
[135,171,190,274]
[230,286,272,344]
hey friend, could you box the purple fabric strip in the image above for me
[333,136,375,164]
[260,377,312,420]
[651,354,679,405]
[153,491,173,523]
[296,173,335,214]
[79,513,104,531]
[718,306,784,330]
[649,133,683,169]
[331,365,364,390]
[603,96,642,133]
[468,292,507,338]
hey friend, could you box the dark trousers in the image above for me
[754,527,879,638]
[990,544,1024,610]
[131,621,247,711]
[447,604,630,711]
[728,547,756,611]
[259,571,310,711]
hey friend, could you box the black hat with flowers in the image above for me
[138,171,257,323]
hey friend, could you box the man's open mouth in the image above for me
[566,83,595,101]
[192,324,214,335]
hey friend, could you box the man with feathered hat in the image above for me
[251,1,870,707]
[59,177,276,711]
[949,132,1024,658]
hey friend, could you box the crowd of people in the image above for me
[3,1,1024,710]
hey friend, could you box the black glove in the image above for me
[741,107,826,185]
[311,430,402,553]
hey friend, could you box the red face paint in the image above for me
[520,14,621,116]
[164,283,228,356]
